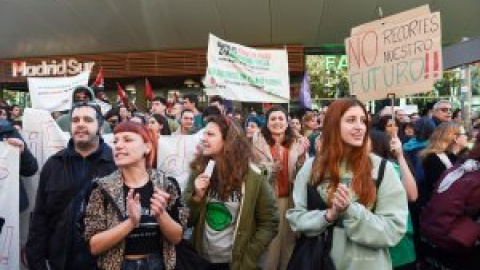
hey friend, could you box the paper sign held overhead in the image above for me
[27,71,90,112]
[204,34,290,103]
[345,5,442,102]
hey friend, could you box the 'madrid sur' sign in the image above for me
[12,59,95,77]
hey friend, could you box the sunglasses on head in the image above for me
[73,101,100,109]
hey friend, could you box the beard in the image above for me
[74,132,99,151]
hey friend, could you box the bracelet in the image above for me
[324,210,333,224]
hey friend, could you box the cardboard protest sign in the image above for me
[28,71,90,112]
[345,5,442,102]
[19,109,69,269]
[0,143,19,270]
[204,34,290,103]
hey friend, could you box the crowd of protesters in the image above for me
[1,88,480,270]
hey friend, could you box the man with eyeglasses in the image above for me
[26,102,116,270]
[432,100,453,126]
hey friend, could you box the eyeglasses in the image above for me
[437,107,452,113]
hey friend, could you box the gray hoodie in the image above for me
[56,86,111,133]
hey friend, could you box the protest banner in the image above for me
[345,5,442,102]
[28,71,90,112]
[157,132,203,192]
[0,143,20,270]
[204,34,290,103]
[19,109,68,269]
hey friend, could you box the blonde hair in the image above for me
[420,122,462,159]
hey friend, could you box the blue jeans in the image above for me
[122,254,164,270]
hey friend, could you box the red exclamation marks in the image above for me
[424,52,430,79]
[433,51,439,78]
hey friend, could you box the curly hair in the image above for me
[190,115,253,200]
[310,98,376,208]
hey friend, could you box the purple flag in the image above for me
[299,72,312,109]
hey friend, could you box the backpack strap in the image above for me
[376,158,387,189]
[372,158,387,212]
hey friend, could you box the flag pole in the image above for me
[387,93,396,121]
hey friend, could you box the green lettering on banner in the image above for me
[230,51,270,68]
[267,79,281,87]
[209,62,280,89]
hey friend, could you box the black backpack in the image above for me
[286,158,387,270]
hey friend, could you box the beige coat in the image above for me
[251,131,306,270]
[251,131,306,187]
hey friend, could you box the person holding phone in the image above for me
[184,115,279,270]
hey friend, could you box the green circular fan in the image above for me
[206,202,232,231]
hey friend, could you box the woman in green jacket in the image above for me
[286,99,408,270]
[184,115,279,270]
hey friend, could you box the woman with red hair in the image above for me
[83,121,188,270]
[286,98,408,269]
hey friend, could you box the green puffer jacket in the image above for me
[184,163,279,270]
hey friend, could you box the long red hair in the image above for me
[114,121,158,169]
[310,98,375,207]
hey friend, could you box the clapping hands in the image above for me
[150,187,171,220]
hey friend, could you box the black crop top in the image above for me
[123,181,162,255]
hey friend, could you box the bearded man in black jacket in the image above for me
[26,102,116,270]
